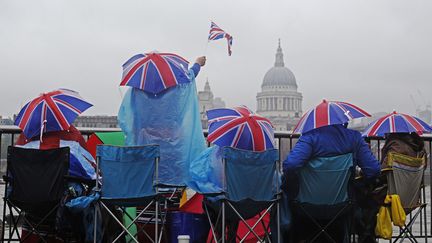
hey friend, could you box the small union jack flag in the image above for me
[120,52,191,94]
[207,106,274,151]
[208,21,233,56]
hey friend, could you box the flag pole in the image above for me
[204,40,209,55]
[205,19,211,55]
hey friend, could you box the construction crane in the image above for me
[410,94,420,112]
[417,89,431,109]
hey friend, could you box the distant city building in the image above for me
[0,116,14,173]
[349,112,388,132]
[198,79,226,129]
[417,105,431,125]
[73,115,118,128]
[0,116,13,125]
[256,40,303,131]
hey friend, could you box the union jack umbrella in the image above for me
[206,106,274,151]
[362,111,432,137]
[208,21,233,56]
[294,99,371,134]
[120,52,191,94]
[15,89,92,139]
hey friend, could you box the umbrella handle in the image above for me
[39,120,47,143]
[344,110,351,119]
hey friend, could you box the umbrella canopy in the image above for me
[206,106,274,151]
[294,99,371,134]
[15,89,92,139]
[362,111,432,137]
[120,52,191,94]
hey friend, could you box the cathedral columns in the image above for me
[255,40,304,131]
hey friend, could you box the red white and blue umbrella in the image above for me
[120,52,191,94]
[206,106,274,151]
[294,100,371,134]
[14,89,92,139]
[362,111,432,137]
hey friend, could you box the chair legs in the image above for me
[204,202,220,243]
[228,201,273,242]
[100,202,139,243]
[20,205,59,243]
[221,200,225,243]
[393,204,427,243]
[293,203,352,243]
[3,201,23,242]
[6,211,21,242]
[204,199,280,243]
[276,202,281,243]
[2,199,59,243]
[95,198,167,243]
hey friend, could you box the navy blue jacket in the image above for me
[283,124,380,178]
[190,63,201,77]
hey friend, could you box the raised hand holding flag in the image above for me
[208,21,233,56]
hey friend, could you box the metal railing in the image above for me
[1,125,431,240]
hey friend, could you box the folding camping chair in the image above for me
[203,147,281,243]
[1,146,70,242]
[384,152,427,243]
[94,144,164,243]
[290,153,354,243]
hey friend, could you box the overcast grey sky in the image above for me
[1,0,431,118]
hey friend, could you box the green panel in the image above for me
[124,207,138,242]
[95,132,125,146]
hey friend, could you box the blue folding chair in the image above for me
[94,145,161,243]
[203,147,281,243]
[290,153,354,243]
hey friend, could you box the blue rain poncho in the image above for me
[118,67,207,186]
[187,146,224,194]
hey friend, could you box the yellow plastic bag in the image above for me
[390,194,406,227]
[375,196,392,239]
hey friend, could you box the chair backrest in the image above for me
[385,152,425,209]
[96,145,160,200]
[7,146,70,203]
[222,147,279,202]
[296,153,353,205]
